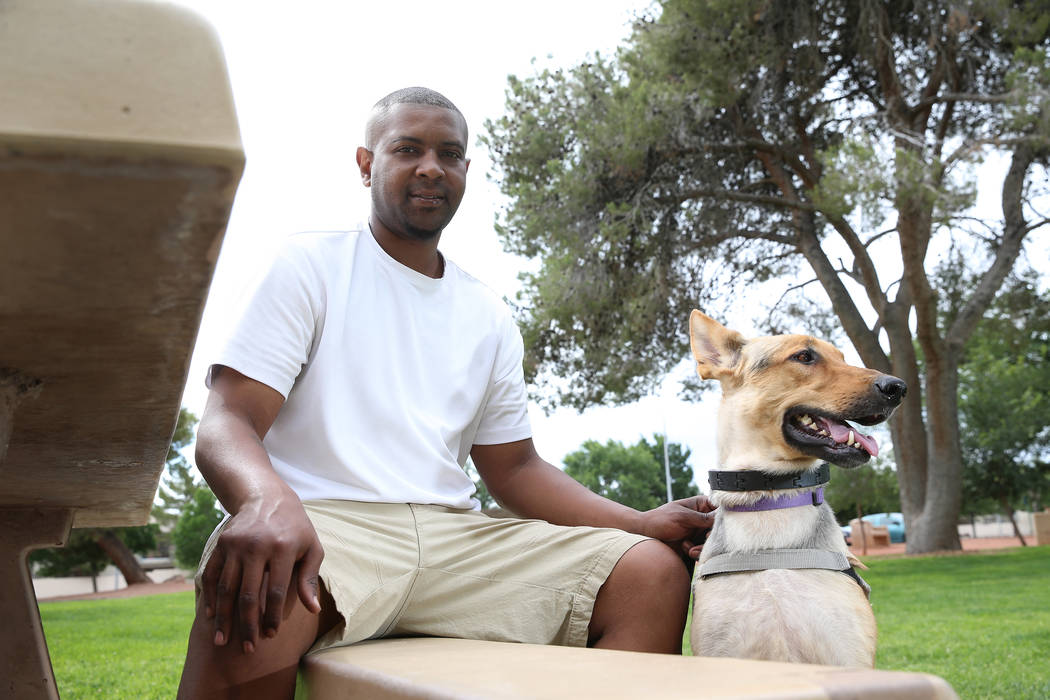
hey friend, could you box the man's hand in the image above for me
[194,366,324,654]
[199,494,324,654]
[636,495,717,560]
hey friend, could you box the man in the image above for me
[177,87,714,699]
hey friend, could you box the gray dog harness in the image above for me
[702,465,871,598]
[698,548,871,598]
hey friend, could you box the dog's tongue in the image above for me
[816,417,879,457]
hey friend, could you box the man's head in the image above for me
[357,87,470,242]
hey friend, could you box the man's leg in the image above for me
[587,539,691,653]
[176,586,342,700]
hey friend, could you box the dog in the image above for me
[687,310,906,667]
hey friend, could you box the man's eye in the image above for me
[443,151,463,160]
[791,350,815,364]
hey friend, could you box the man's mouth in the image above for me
[410,191,445,205]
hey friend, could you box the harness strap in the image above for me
[698,548,870,598]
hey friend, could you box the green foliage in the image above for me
[825,457,902,524]
[959,271,1050,514]
[30,530,112,579]
[41,592,194,699]
[172,488,223,570]
[933,252,1050,515]
[29,525,158,579]
[563,434,697,510]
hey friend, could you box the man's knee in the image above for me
[588,540,690,652]
[619,540,690,595]
[178,588,340,699]
[596,540,691,616]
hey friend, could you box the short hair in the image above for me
[365,87,466,148]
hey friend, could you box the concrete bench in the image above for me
[302,637,959,699]
[0,0,243,697]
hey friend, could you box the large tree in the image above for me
[484,0,1050,553]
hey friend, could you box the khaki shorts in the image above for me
[197,500,648,652]
[302,500,648,652]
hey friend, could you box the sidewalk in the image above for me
[849,535,1027,558]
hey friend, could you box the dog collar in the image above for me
[724,487,824,512]
[708,463,831,492]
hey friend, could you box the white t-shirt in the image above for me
[209,227,532,509]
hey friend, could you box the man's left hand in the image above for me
[637,495,717,560]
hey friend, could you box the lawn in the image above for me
[40,547,1050,699]
[40,592,194,699]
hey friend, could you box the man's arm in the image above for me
[472,438,714,559]
[194,366,324,654]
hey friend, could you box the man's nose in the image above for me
[416,149,444,179]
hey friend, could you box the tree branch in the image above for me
[660,187,818,212]
[948,144,1049,349]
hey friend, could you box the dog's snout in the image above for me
[875,375,907,404]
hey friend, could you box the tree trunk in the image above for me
[905,358,964,553]
[95,530,152,585]
[1001,498,1028,547]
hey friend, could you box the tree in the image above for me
[483,0,1050,553]
[947,263,1050,544]
[563,434,697,510]
[29,524,157,591]
[172,489,224,570]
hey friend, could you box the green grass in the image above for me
[39,591,194,699]
[863,547,1050,700]
[684,546,1050,699]
[39,548,1050,699]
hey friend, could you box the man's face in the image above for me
[358,103,470,241]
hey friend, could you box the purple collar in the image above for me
[725,487,825,512]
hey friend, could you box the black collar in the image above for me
[708,463,831,492]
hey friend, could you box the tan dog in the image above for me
[687,310,906,667]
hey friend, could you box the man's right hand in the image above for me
[199,495,324,654]
[194,366,324,654]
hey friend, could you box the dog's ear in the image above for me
[689,310,745,381]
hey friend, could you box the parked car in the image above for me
[840,512,906,544]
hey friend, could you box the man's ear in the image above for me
[689,310,745,381]
[356,147,373,187]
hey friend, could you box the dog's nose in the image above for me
[875,375,907,404]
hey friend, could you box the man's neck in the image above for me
[368,219,444,278]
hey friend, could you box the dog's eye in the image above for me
[791,350,816,365]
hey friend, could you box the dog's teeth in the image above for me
[799,415,813,426]
[847,430,855,446]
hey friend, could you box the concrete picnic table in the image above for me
[0,0,243,696]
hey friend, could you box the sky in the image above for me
[171,0,726,488]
